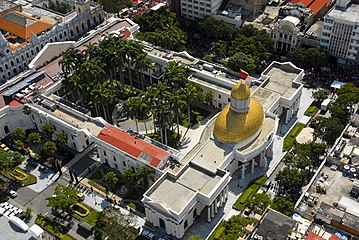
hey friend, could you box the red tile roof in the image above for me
[307,0,331,14]
[97,126,169,168]
[8,100,23,107]
[291,0,330,14]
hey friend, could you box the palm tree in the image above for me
[59,48,83,75]
[183,83,205,128]
[83,43,98,60]
[170,90,186,136]
[123,97,140,132]
[135,167,154,188]
[121,41,139,88]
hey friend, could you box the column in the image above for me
[211,203,214,217]
[219,191,223,207]
[226,185,229,198]
[241,164,246,179]
[215,199,218,213]
[251,159,255,173]
[286,108,291,123]
[207,206,211,222]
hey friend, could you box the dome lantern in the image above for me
[230,81,250,114]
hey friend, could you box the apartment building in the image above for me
[180,0,223,19]
[320,0,359,64]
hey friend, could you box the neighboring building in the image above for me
[272,16,304,52]
[301,20,324,48]
[213,4,242,26]
[251,208,297,239]
[0,0,104,82]
[231,0,267,18]
[180,0,222,19]
[320,0,359,64]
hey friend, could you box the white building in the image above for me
[142,62,304,238]
[0,0,104,82]
[272,16,303,52]
[320,0,359,64]
[180,0,222,19]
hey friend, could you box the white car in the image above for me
[8,190,17,198]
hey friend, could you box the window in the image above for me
[86,139,89,145]
[184,220,188,229]
[103,151,107,156]
[123,161,126,166]
[5,64,8,70]
[113,156,116,161]
[114,163,118,169]
[228,98,231,102]
[218,94,221,99]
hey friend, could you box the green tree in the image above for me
[288,47,327,69]
[55,132,68,145]
[0,151,25,170]
[312,89,330,102]
[43,141,57,157]
[212,40,227,60]
[14,140,24,149]
[315,117,344,145]
[24,208,32,222]
[226,52,256,73]
[283,153,311,169]
[122,168,136,181]
[272,196,295,216]
[94,205,135,240]
[105,172,119,190]
[275,166,306,201]
[13,128,26,141]
[41,123,54,138]
[23,105,32,115]
[247,193,272,214]
[135,167,154,188]
[46,186,79,212]
[28,132,41,145]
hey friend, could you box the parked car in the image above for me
[27,158,38,168]
[8,190,17,198]
[39,166,49,173]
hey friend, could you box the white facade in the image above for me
[320,3,359,63]
[0,1,104,82]
[272,16,303,52]
[180,0,222,19]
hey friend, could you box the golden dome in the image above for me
[214,99,264,143]
[231,81,250,100]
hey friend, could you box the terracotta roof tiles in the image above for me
[97,126,169,168]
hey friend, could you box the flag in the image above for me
[239,69,249,79]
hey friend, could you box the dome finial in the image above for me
[231,80,250,100]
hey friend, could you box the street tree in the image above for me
[315,117,344,145]
[105,172,119,190]
[247,193,272,214]
[312,89,330,102]
[272,197,294,216]
[46,185,79,212]
[13,128,26,141]
[226,52,256,73]
[41,123,55,138]
[275,166,306,201]
[94,205,135,240]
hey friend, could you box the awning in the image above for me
[29,224,44,237]
[9,215,29,232]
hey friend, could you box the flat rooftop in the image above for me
[177,166,222,195]
[0,0,18,13]
[147,164,226,213]
[328,4,359,22]
[253,62,301,110]
[148,177,195,213]
[191,133,233,173]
